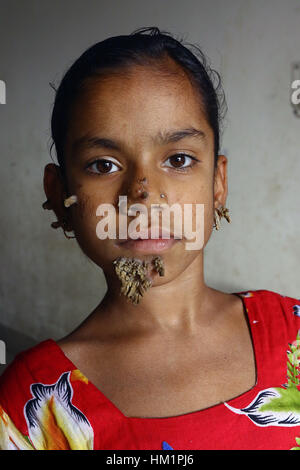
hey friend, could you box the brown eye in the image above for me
[170,154,187,168]
[164,153,199,170]
[96,160,112,173]
[86,159,120,175]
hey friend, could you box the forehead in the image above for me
[66,63,211,146]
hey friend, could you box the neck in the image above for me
[96,251,214,336]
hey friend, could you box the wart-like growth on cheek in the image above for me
[113,256,165,305]
[152,256,165,277]
[64,195,78,208]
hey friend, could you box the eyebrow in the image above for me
[72,127,206,153]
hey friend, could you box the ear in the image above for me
[213,155,228,209]
[43,163,73,231]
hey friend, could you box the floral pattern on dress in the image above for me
[225,330,300,429]
[0,405,33,450]
[293,305,300,317]
[0,370,94,450]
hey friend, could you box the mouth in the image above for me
[115,238,178,253]
[115,227,181,253]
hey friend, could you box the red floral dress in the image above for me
[1,289,300,450]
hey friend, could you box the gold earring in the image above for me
[214,206,231,230]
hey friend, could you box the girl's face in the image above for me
[60,61,227,283]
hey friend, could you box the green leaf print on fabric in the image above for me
[286,330,300,387]
[225,330,300,427]
[260,332,300,414]
[290,437,300,450]
[259,386,300,413]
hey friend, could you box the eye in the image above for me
[85,158,120,175]
[163,153,199,171]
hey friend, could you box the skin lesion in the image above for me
[113,255,165,305]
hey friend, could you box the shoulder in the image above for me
[0,339,74,438]
[238,288,300,340]
[0,340,54,392]
[239,288,300,314]
[0,340,94,450]
[0,339,68,390]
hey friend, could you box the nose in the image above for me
[128,176,149,202]
[118,168,167,217]
[123,171,156,206]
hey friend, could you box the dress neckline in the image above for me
[47,290,261,422]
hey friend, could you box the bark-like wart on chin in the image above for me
[113,255,165,305]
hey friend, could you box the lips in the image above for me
[115,227,180,253]
[116,238,178,253]
[117,227,177,244]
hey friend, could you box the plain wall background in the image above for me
[0,0,300,365]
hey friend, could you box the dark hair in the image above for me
[50,26,227,182]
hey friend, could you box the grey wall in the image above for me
[1,0,300,365]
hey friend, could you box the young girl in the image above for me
[1,26,300,451]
